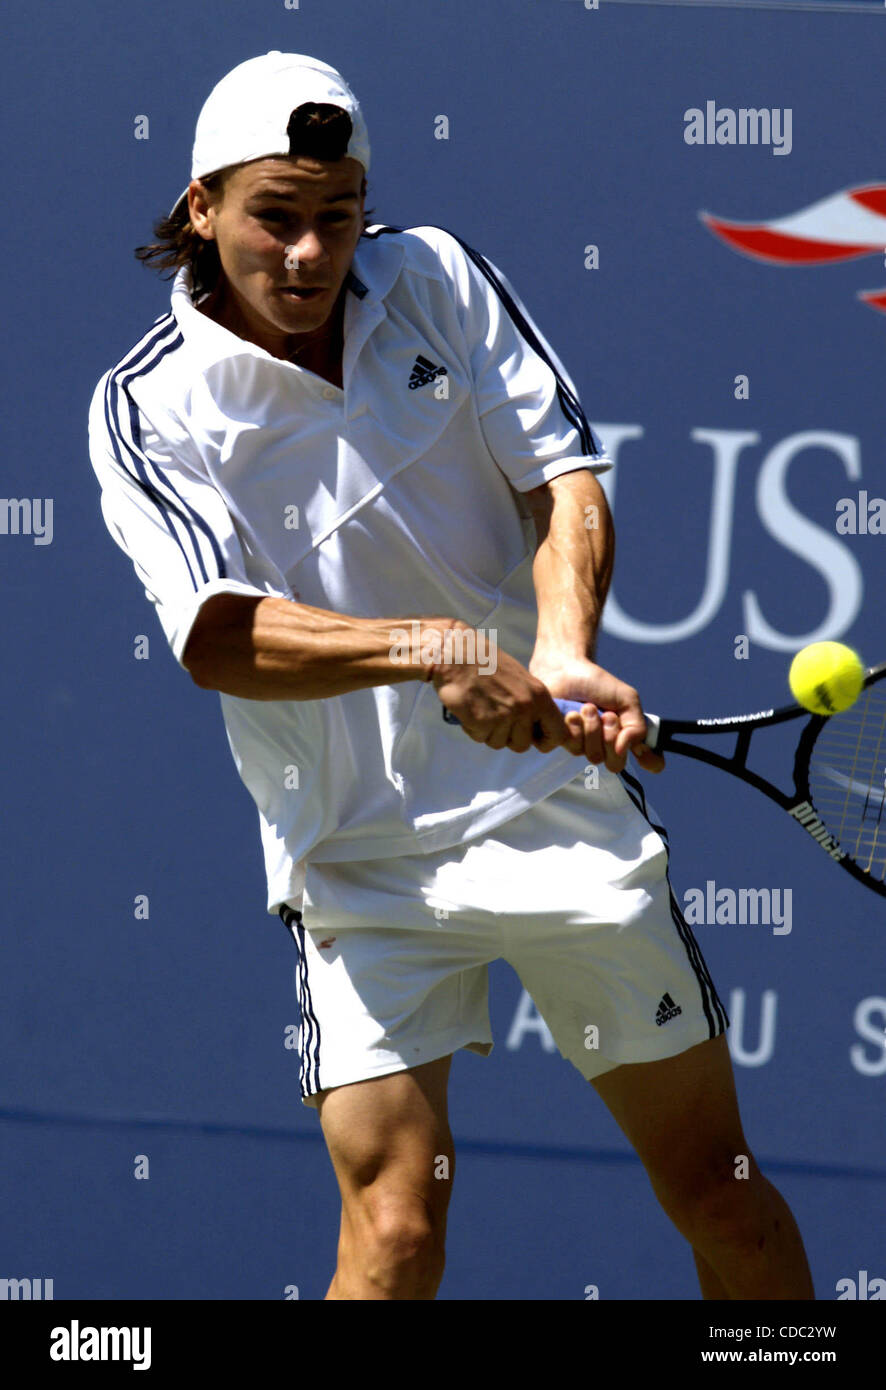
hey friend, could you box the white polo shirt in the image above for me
[88,223,612,913]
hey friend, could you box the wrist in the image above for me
[398,616,470,684]
[425,617,476,685]
[530,644,597,676]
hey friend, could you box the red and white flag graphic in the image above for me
[701,184,886,313]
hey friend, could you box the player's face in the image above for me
[189,156,366,355]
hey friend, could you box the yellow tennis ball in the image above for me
[788,641,864,715]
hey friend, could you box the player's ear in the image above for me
[189,180,216,239]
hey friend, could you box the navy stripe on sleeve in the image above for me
[102,319,227,590]
[362,224,605,460]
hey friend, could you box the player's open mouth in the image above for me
[279,287,326,300]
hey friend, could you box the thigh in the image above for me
[494,777,727,1079]
[318,1055,456,1225]
[281,902,494,1107]
[591,1034,750,1208]
[510,870,727,1082]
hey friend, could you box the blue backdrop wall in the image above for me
[1,0,884,1300]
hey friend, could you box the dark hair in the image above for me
[134,103,372,296]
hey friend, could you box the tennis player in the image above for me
[88,52,813,1300]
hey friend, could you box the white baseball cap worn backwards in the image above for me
[170,51,370,218]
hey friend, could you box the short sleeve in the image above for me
[439,229,612,491]
[88,369,272,667]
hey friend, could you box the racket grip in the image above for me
[555,700,663,751]
[552,698,586,718]
[443,697,662,749]
[442,697,588,729]
[642,712,661,750]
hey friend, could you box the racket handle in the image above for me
[555,700,663,751]
[643,712,661,750]
[443,697,662,749]
[552,698,586,717]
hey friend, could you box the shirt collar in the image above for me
[170,231,405,377]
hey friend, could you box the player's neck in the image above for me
[284,293,345,387]
[198,280,345,386]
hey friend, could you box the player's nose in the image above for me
[288,228,329,264]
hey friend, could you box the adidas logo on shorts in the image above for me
[655,992,683,1026]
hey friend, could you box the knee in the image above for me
[356,1193,446,1297]
[658,1154,772,1252]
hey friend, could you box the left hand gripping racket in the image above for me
[442,663,886,898]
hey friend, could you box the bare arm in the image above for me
[183,593,571,757]
[525,468,614,666]
[182,592,455,699]
[524,469,663,772]
[181,472,655,767]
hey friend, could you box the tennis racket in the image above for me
[442,662,886,898]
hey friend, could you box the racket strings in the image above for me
[808,685,886,879]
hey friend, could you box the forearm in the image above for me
[527,470,614,664]
[183,592,459,700]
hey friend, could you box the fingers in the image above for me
[484,696,566,753]
[560,703,619,768]
[505,720,537,754]
[447,674,668,773]
[564,704,666,774]
[487,716,537,752]
[615,716,666,774]
[632,746,666,774]
[601,711,627,772]
[525,691,574,753]
[468,701,666,772]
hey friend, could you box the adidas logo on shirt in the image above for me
[408,354,448,390]
[655,992,683,1026]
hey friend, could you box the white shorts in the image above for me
[279,767,728,1107]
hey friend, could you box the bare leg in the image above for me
[694,1249,731,1300]
[592,1036,814,1300]
[317,1055,455,1300]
